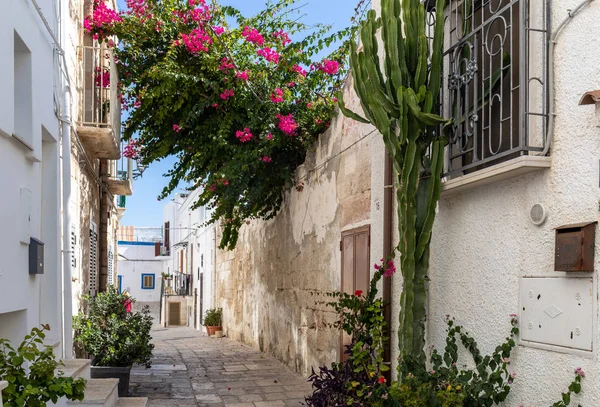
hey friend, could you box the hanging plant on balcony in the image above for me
[84,0,363,249]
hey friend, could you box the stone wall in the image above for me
[216,77,375,376]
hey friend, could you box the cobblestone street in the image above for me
[130,327,312,406]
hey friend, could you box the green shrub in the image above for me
[0,325,86,406]
[204,308,222,327]
[73,287,154,367]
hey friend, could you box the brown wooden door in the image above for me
[169,302,181,326]
[340,225,370,361]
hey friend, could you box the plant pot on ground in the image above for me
[73,286,154,397]
[203,308,222,336]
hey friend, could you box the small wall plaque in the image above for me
[555,222,596,272]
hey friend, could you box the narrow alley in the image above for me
[130,327,311,407]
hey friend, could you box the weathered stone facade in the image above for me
[216,77,375,376]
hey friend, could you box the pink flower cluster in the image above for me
[318,59,340,75]
[266,133,274,140]
[173,124,181,132]
[220,89,235,100]
[94,67,110,88]
[84,1,122,32]
[212,26,225,35]
[291,64,307,77]
[236,128,253,143]
[259,156,272,163]
[374,258,397,277]
[236,71,249,81]
[123,139,140,159]
[181,27,213,54]
[270,88,284,103]
[257,48,280,64]
[242,26,265,46]
[276,114,298,136]
[218,58,235,72]
[190,3,211,22]
[125,0,148,18]
[273,30,291,46]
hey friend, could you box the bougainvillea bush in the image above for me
[85,0,360,249]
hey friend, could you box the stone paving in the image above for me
[130,326,312,407]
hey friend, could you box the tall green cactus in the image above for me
[338,0,450,370]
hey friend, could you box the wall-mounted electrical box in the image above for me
[555,222,596,272]
[520,277,593,351]
[29,238,44,275]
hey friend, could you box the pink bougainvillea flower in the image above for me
[209,184,216,191]
[236,71,249,81]
[383,260,396,277]
[276,113,298,136]
[173,124,181,132]
[316,119,323,125]
[84,1,121,33]
[259,156,272,163]
[94,67,110,88]
[291,64,307,77]
[319,59,340,75]
[181,27,213,54]
[354,290,363,296]
[257,48,280,64]
[220,89,235,100]
[223,180,229,186]
[306,103,313,109]
[575,367,585,377]
[218,57,235,72]
[212,26,225,35]
[287,82,295,87]
[212,103,219,108]
[374,263,381,270]
[235,128,253,143]
[242,26,265,46]
[266,133,273,140]
[270,88,284,103]
[273,30,291,46]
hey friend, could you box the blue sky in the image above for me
[119,0,359,227]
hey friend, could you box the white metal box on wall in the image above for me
[520,277,593,352]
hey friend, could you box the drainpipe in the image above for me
[212,227,217,309]
[60,80,74,360]
[382,151,393,379]
[541,0,595,156]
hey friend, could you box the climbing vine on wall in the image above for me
[85,0,362,249]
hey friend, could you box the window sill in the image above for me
[441,155,551,195]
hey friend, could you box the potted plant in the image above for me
[203,308,222,336]
[0,325,86,406]
[73,287,154,397]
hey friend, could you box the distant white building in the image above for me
[117,227,162,322]
[159,192,216,330]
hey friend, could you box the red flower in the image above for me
[378,377,386,384]
[354,290,363,297]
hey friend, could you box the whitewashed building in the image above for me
[117,227,163,322]
[159,192,216,331]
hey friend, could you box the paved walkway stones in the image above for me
[130,327,312,407]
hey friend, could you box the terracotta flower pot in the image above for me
[205,326,222,336]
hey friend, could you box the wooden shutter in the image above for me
[89,221,99,296]
[340,225,370,361]
[164,222,170,253]
[155,242,161,257]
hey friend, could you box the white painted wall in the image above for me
[0,0,63,349]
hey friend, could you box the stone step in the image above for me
[67,378,119,407]
[1,381,7,407]
[59,359,92,380]
[115,398,148,407]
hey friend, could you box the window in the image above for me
[14,31,32,147]
[436,0,549,176]
[89,221,98,296]
[141,274,155,290]
[164,222,170,255]
[117,275,123,293]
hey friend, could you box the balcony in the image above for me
[76,45,121,159]
[106,147,133,196]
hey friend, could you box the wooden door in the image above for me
[169,302,181,326]
[340,226,370,361]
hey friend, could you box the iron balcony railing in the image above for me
[78,45,121,142]
[424,0,549,176]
